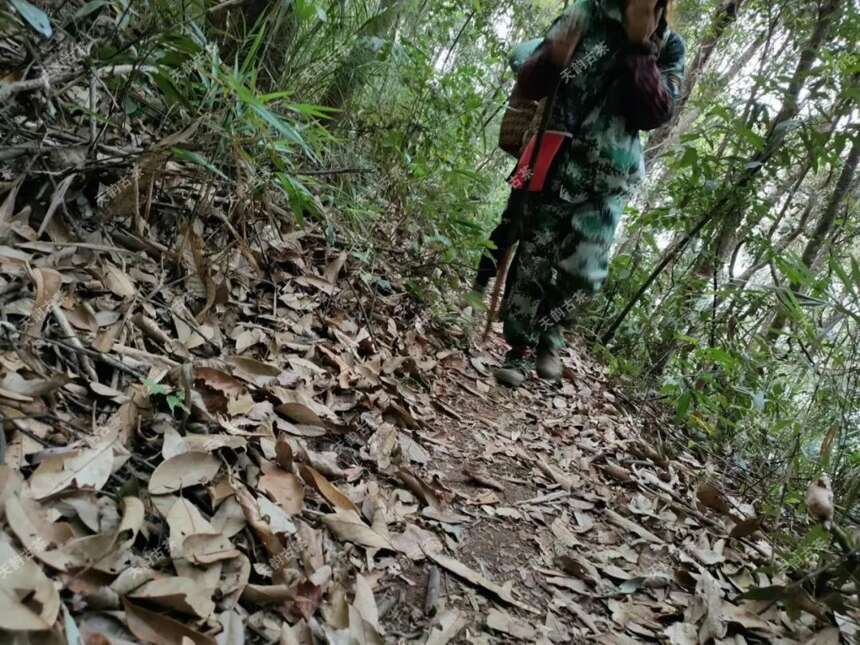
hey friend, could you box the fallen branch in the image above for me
[51,305,99,382]
[0,66,158,103]
[295,168,374,176]
[36,335,145,379]
[0,74,50,102]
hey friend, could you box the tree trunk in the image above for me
[765,130,860,339]
[691,0,843,281]
[604,0,844,353]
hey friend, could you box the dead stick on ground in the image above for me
[35,335,145,379]
[424,566,441,616]
[51,305,99,382]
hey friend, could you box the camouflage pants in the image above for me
[502,193,624,350]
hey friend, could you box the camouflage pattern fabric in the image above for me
[502,0,685,352]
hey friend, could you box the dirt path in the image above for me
[374,331,827,644]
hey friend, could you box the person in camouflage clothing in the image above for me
[495,0,685,387]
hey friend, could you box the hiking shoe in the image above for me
[494,348,532,388]
[536,347,562,381]
[494,365,528,387]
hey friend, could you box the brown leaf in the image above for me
[275,435,293,471]
[425,608,467,645]
[390,523,444,561]
[689,572,727,642]
[27,267,62,338]
[122,598,216,645]
[321,510,393,550]
[600,462,635,484]
[353,574,380,633]
[0,177,23,237]
[696,480,733,517]
[323,251,348,284]
[396,467,442,509]
[463,465,504,491]
[664,622,698,645]
[396,467,468,523]
[282,580,324,623]
[258,496,297,535]
[550,514,581,548]
[102,262,136,298]
[27,437,115,499]
[233,484,285,563]
[195,367,246,398]
[149,452,220,494]
[556,554,599,586]
[259,462,304,515]
[604,508,663,544]
[65,496,144,573]
[423,549,537,613]
[535,460,576,491]
[129,576,215,619]
[485,608,536,640]
[226,356,280,387]
[5,493,81,571]
[277,402,326,428]
[0,531,60,630]
[729,516,763,539]
[299,465,358,514]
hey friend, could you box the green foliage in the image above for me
[143,379,188,415]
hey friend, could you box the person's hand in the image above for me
[624,0,664,47]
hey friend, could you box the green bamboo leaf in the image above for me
[850,256,860,295]
[74,0,111,19]
[8,0,53,37]
[171,148,228,180]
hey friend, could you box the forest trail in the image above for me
[0,209,835,644]
[379,327,799,644]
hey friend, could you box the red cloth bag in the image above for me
[509,131,570,192]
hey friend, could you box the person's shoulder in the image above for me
[561,0,595,22]
[549,0,594,37]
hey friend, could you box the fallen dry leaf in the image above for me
[0,530,60,631]
[423,548,537,613]
[122,598,216,645]
[299,464,358,514]
[485,608,536,640]
[425,608,467,645]
[259,461,305,515]
[321,510,393,551]
[149,452,221,494]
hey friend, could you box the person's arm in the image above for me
[619,31,686,131]
[516,1,590,100]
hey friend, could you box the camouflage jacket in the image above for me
[518,0,686,206]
